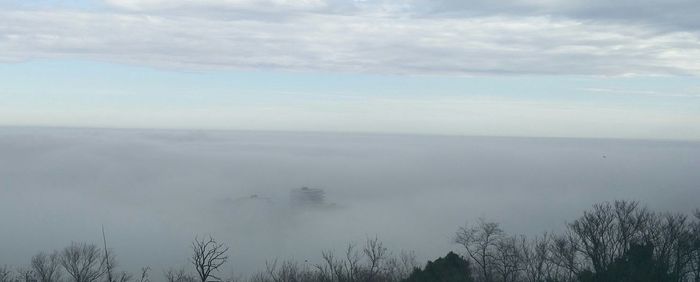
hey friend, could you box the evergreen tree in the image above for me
[403,252,473,282]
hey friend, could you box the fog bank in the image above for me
[1,127,698,278]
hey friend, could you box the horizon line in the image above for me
[2,124,698,144]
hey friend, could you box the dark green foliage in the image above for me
[403,252,473,282]
[578,243,674,282]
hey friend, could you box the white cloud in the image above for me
[2,8,700,76]
[104,0,328,11]
[1,0,700,76]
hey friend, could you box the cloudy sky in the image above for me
[1,0,700,139]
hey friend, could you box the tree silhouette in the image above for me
[191,236,229,282]
[31,251,62,282]
[403,252,473,282]
[455,218,504,282]
[59,242,107,282]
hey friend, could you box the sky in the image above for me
[2,1,700,278]
[1,0,700,139]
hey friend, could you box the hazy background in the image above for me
[1,126,698,278]
[2,0,700,279]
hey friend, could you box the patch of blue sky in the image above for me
[2,59,697,111]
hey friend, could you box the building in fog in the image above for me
[290,186,325,207]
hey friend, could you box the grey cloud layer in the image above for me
[399,1,700,30]
[2,0,700,75]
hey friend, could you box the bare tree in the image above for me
[264,259,315,282]
[165,268,196,282]
[60,242,106,282]
[521,234,554,282]
[384,250,418,281]
[97,228,138,282]
[315,250,341,282]
[559,200,700,281]
[0,266,12,282]
[248,272,269,282]
[137,267,150,282]
[315,243,362,282]
[362,236,388,282]
[567,200,653,274]
[312,238,405,282]
[31,251,62,282]
[548,232,582,282]
[648,213,695,280]
[191,236,229,282]
[222,270,244,282]
[397,251,419,280]
[455,218,504,282]
[691,210,700,281]
[344,242,361,282]
[493,236,523,282]
[16,267,35,282]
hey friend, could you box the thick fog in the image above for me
[1,127,699,278]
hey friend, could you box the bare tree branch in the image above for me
[191,236,229,282]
